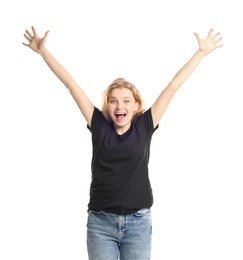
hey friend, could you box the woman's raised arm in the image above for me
[23,26,94,127]
[151,29,223,128]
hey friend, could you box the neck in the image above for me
[114,122,132,135]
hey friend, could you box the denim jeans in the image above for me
[87,208,152,260]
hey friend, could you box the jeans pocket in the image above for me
[134,208,151,217]
[88,209,103,215]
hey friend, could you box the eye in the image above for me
[124,100,130,104]
[109,99,117,104]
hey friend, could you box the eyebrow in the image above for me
[109,96,132,99]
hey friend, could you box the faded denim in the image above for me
[87,208,152,260]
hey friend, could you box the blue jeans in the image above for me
[87,208,152,260]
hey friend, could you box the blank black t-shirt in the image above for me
[87,107,158,215]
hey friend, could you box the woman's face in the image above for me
[107,87,138,134]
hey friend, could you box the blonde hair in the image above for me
[102,78,145,120]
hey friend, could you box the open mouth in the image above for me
[115,112,126,120]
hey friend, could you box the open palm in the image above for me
[194,29,223,56]
[23,26,49,54]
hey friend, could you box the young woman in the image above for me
[23,26,223,260]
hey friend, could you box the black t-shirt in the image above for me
[87,107,158,215]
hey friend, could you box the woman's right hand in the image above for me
[23,26,49,55]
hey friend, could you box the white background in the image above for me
[1,0,242,259]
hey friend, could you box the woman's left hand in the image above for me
[194,29,223,56]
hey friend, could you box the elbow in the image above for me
[66,79,77,92]
[168,82,178,93]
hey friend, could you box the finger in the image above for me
[193,32,201,43]
[208,28,213,38]
[32,26,38,38]
[25,29,33,39]
[23,33,31,42]
[22,42,29,46]
[215,38,223,48]
[44,30,50,39]
[42,30,50,45]
[215,36,222,44]
[212,32,220,41]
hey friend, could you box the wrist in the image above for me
[197,49,206,58]
[39,48,49,58]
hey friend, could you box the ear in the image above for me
[134,101,139,113]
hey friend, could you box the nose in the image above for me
[116,101,123,109]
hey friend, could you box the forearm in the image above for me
[168,50,205,92]
[41,48,77,90]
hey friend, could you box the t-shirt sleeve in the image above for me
[87,107,107,136]
[136,108,159,137]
